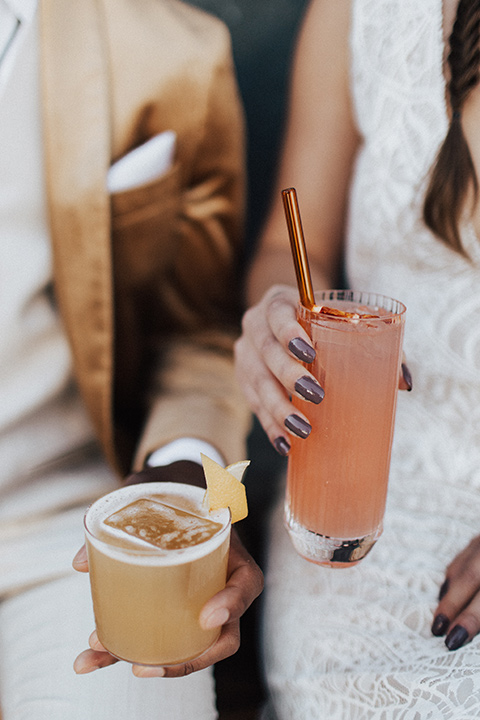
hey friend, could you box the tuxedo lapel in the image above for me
[39,0,117,469]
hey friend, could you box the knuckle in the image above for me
[229,635,241,656]
[179,661,196,677]
[463,609,480,626]
[256,569,265,595]
[456,610,480,638]
[223,627,241,657]
[244,386,263,414]
[268,294,286,314]
[241,306,257,333]
[462,564,480,589]
[256,331,277,359]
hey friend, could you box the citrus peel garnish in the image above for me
[201,454,249,523]
[318,305,380,320]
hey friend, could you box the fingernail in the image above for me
[72,546,87,564]
[285,414,312,438]
[402,363,413,391]
[431,613,450,637]
[445,625,469,651]
[202,607,229,630]
[74,656,109,674]
[288,337,316,363]
[274,437,291,456]
[73,659,95,675]
[74,665,97,675]
[133,665,166,678]
[439,579,449,600]
[295,375,325,404]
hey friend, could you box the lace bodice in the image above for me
[262,2,480,718]
[347,0,480,517]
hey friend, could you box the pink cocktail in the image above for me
[285,290,406,567]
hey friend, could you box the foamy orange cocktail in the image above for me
[84,482,231,665]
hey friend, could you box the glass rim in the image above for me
[84,482,231,565]
[298,289,406,323]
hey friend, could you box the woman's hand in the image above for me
[234,284,323,457]
[72,529,263,677]
[235,284,413,457]
[432,535,480,650]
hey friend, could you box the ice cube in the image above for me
[104,498,223,550]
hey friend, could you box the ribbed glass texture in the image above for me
[285,290,406,565]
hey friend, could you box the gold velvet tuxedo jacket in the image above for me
[39,0,250,475]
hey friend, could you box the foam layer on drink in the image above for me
[85,482,230,565]
[105,498,223,550]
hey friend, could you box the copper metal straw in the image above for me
[282,187,316,310]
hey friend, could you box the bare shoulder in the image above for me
[296,0,352,76]
[289,0,357,164]
[258,0,357,283]
[303,0,352,34]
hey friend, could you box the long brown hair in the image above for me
[423,0,480,253]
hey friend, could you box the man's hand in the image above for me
[73,524,263,676]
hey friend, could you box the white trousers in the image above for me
[0,572,217,720]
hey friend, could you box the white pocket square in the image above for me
[107,130,177,193]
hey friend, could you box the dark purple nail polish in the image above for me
[445,625,469,651]
[439,579,449,600]
[431,613,450,637]
[273,437,291,456]
[285,414,312,438]
[402,363,413,391]
[295,376,325,404]
[288,337,316,363]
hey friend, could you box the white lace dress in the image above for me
[261,1,480,717]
